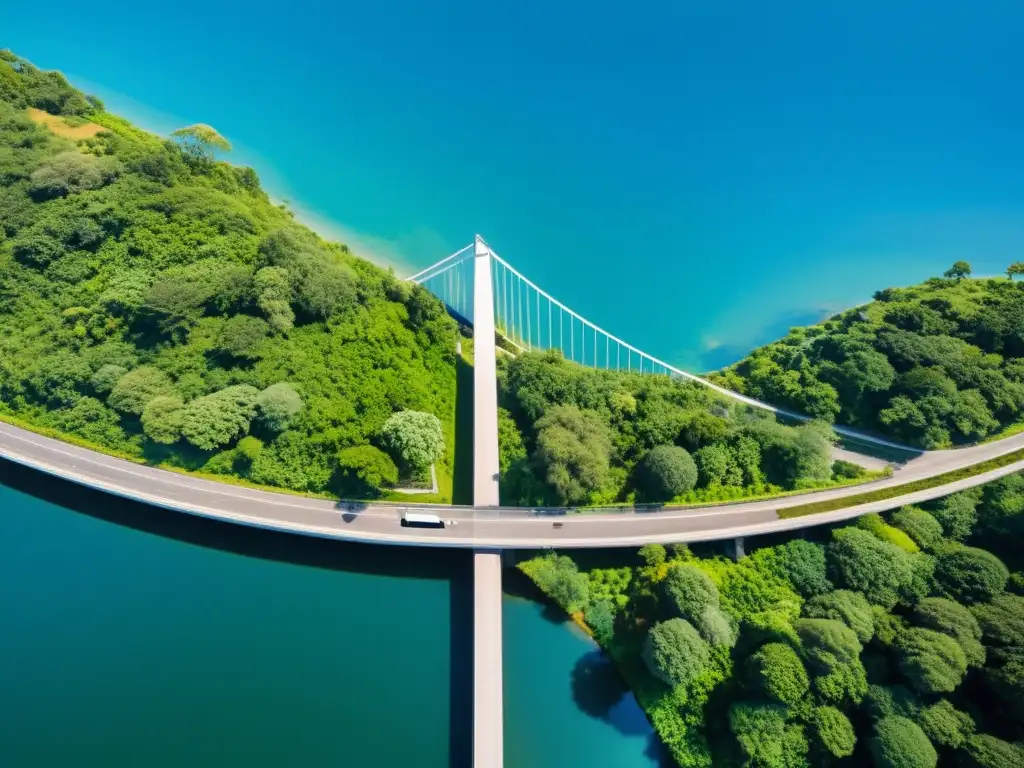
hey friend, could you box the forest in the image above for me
[496,350,882,508]
[0,51,458,499]
[712,268,1024,449]
[521,470,1024,767]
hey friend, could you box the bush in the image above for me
[828,527,915,609]
[891,507,945,551]
[108,366,178,415]
[694,606,734,648]
[216,315,269,359]
[929,490,982,541]
[958,734,1024,768]
[256,382,303,432]
[810,706,856,758]
[585,600,615,645]
[870,716,937,768]
[913,598,985,668]
[526,554,590,613]
[914,700,974,749]
[746,642,809,705]
[179,384,259,450]
[638,543,666,567]
[768,539,832,598]
[971,592,1024,647]
[533,405,611,505]
[140,395,185,444]
[637,445,698,501]
[90,364,127,395]
[28,150,117,199]
[804,590,874,643]
[728,701,809,768]
[661,565,719,621]
[235,436,263,466]
[794,618,862,672]
[643,618,710,687]
[379,409,446,474]
[896,627,968,695]
[864,684,920,722]
[934,546,1009,604]
[859,512,920,553]
[336,445,399,495]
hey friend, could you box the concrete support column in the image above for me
[472,235,503,768]
[732,537,746,561]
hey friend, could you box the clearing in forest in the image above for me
[26,106,105,139]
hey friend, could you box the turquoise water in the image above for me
[0,462,660,766]
[4,3,1022,370]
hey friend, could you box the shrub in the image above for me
[379,409,446,474]
[864,684,920,722]
[810,706,856,758]
[256,382,303,432]
[891,507,945,551]
[828,527,915,609]
[661,564,719,621]
[585,600,615,645]
[533,404,612,505]
[527,554,590,612]
[859,512,920,553]
[934,546,1008,604]
[804,590,874,643]
[746,642,809,705]
[728,701,809,768]
[913,597,985,668]
[108,366,178,415]
[914,700,974,749]
[140,395,185,444]
[959,734,1024,768]
[336,445,399,494]
[235,436,263,465]
[928,490,980,541]
[694,606,735,647]
[254,266,294,332]
[794,618,862,672]
[90,364,127,395]
[179,384,259,450]
[896,627,968,694]
[637,444,698,501]
[971,592,1024,647]
[216,315,269,359]
[28,150,117,199]
[643,618,710,687]
[638,543,666,567]
[768,539,832,598]
[870,716,937,768]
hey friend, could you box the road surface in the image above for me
[1,421,1023,548]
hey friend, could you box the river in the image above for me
[0,461,665,766]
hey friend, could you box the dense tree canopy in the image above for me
[0,54,457,499]
[643,618,711,687]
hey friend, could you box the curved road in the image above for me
[1,421,1023,548]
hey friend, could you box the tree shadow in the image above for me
[451,351,474,506]
[570,650,658,739]
[501,565,568,625]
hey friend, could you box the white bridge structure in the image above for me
[408,235,908,451]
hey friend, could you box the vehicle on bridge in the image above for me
[401,511,446,528]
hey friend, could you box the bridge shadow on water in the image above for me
[0,458,475,768]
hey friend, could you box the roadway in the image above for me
[1,420,1023,549]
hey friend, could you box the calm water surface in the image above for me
[0,462,659,766]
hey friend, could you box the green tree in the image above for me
[913,598,985,668]
[728,701,810,768]
[27,352,92,407]
[809,706,856,759]
[637,444,698,500]
[335,445,398,495]
[179,384,259,450]
[533,405,611,505]
[804,590,874,643]
[959,734,1024,768]
[661,564,719,620]
[794,618,862,671]
[891,507,945,551]
[827,527,915,609]
[215,315,269,360]
[914,700,974,749]
[254,266,295,332]
[746,642,809,706]
[638,543,667,567]
[108,366,178,415]
[1006,262,1024,280]
[768,539,832,598]
[934,545,1008,604]
[585,600,615,645]
[896,627,968,694]
[928,490,981,541]
[695,443,740,487]
[870,716,937,768]
[971,592,1024,647]
[256,383,303,432]
[90,364,127,395]
[379,410,446,474]
[944,260,972,281]
[28,150,117,200]
[643,618,711,687]
[141,395,185,444]
[171,123,232,163]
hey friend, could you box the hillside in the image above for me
[712,272,1024,449]
[0,51,458,500]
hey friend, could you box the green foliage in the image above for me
[827,527,916,609]
[959,734,1024,768]
[91,364,127,395]
[934,546,1009,604]
[913,597,985,668]
[639,543,667,567]
[804,590,874,643]
[215,314,269,359]
[870,716,937,768]
[662,564,719,620]
[108,366,178,415]
[928,490,981,541]
[140,394,184,444]
[496,407,526,474]
[809,706,855,758]
[728,701,809,768]
[643,618,711,687]
[28,150,118,200]
[585,600,615,645]
[255,382,302,432]
[637,444,698,501]
[533,404,611,505]
[944,260,972,281]
[335,445,398,495]
[891,506,945,551]
[379,410,446,473]
[522,554,590,613]
[864,684,921,722]
[762,539,832,598]
[747,642,809,706]
[717,274,1024,448]
[253,266,294,332]
[858,512,920,553]
[897,628,968,694]
[179,384,259,450]
[971,592,1024,648]
[914,700,974,749]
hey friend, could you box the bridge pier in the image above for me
[472,235,504,768]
